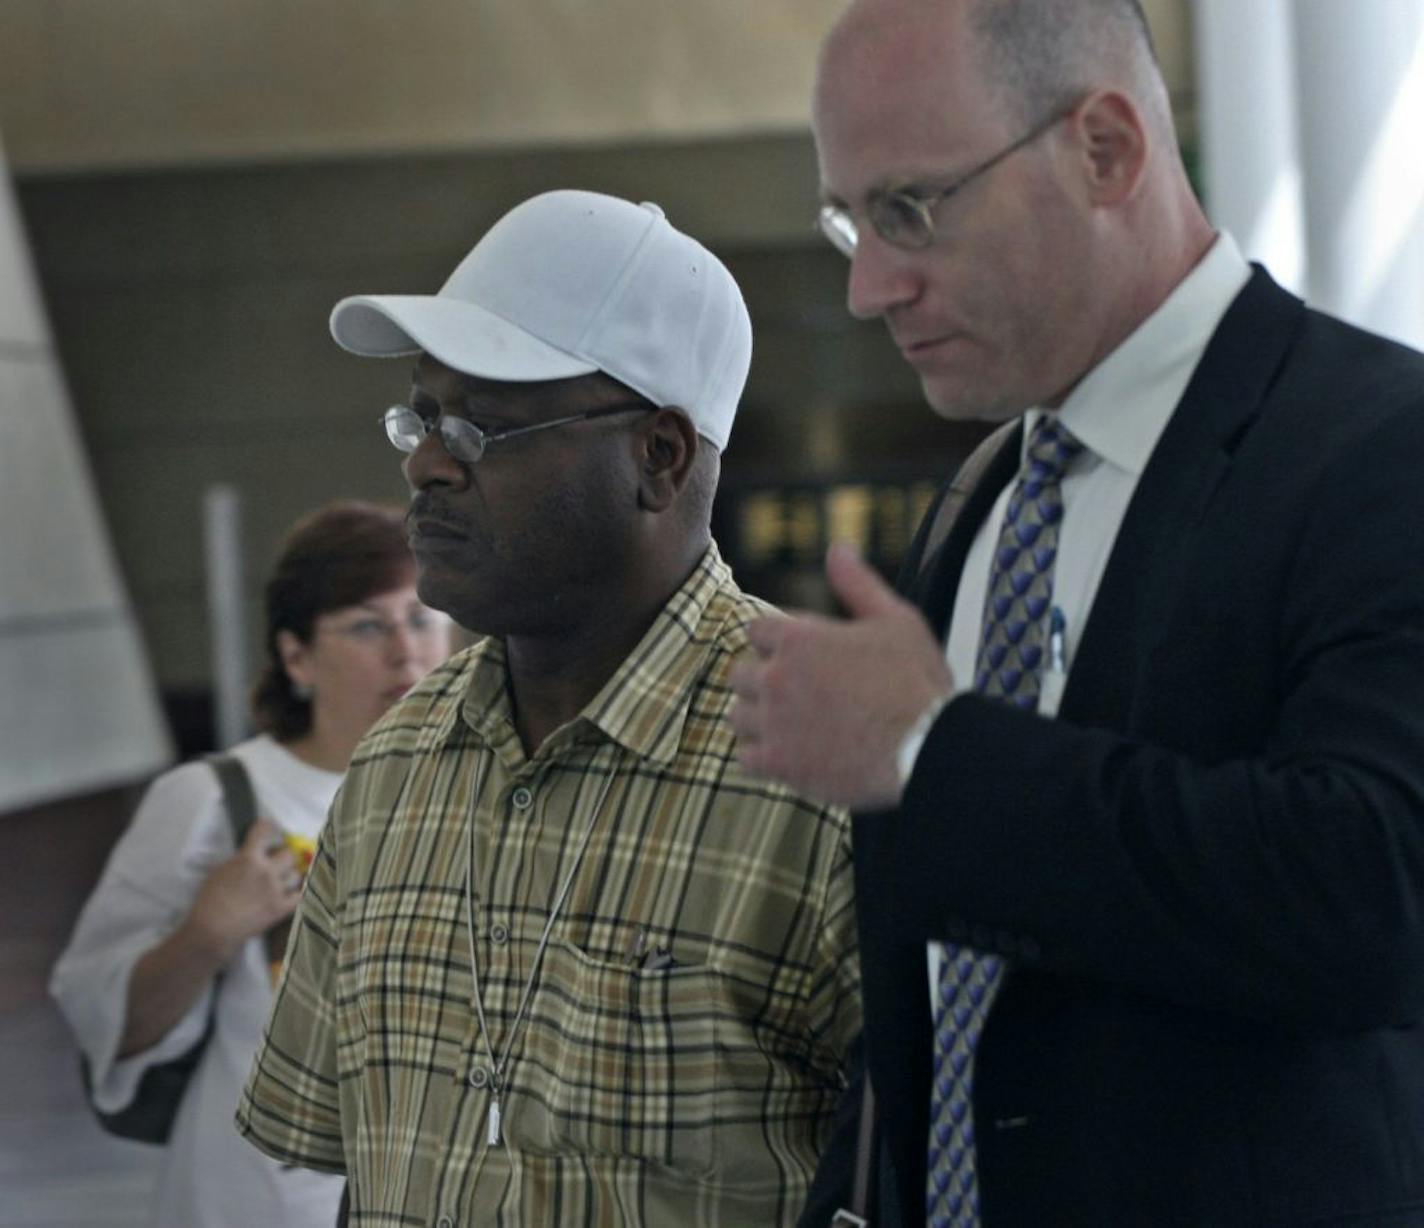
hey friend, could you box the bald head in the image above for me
[967,0,1172,137]
[814,0,1214,421]
[826,0,1171,142]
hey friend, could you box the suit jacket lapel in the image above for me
[1061,265,1307,727]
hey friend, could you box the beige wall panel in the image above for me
[0,0,844,173]
[2,0,1191,174]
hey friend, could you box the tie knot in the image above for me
[1025,415,1083,482]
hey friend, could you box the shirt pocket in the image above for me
[505,939,721,1178]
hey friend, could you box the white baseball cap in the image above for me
[329,189,752,451]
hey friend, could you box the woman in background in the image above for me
[52,500,452,1228]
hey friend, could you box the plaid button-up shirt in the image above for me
[237,545,861,1227]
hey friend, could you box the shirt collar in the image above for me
[1030,231,1252,476]
[452,542,732,766]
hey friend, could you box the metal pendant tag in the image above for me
[487,1098,502,1147]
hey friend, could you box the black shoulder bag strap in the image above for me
[917,419,1019,574]
[831,419,1020,1226]
[830,1075,878,1227]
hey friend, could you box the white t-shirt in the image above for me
[50,735,346,1228]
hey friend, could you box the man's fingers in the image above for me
[747,610,839,660]
[727,686,760,738]
[744,614,788,658]
[728,650,765,699]
[825,541,903,620]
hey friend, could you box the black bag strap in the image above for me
[917,418,1019,577]
[830,1074,878,1226]
[205,753,257,849]
[833,421,1019,1226]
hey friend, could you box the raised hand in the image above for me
[728,542,954,809]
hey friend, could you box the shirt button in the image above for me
[511,786,534,811]
[489,922,509,946]
[468,1066,489,1088]
[437,1218,454,1228]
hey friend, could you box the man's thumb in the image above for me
[825,541,900,619]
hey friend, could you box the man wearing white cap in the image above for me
[237,190,860,1227]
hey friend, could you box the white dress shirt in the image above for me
[923,232,1253,1005]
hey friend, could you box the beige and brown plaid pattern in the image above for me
[237,545,861,1227]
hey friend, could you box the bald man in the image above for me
[729,2,1424,1225]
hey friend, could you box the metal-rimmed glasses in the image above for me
[319,609,447,646]
[817,105,1074,258]
[381,400,655,466]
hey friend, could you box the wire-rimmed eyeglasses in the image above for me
[817,105,1074,258]
[381,400,655,466]
[319,609,447,646]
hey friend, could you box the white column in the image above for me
[203,485,249,751]
[1192,0,1306,292]
[1291,0,1424,349]
[0,128,173,811]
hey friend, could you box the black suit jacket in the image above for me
[804,268,1424,1227]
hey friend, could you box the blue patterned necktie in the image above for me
[926,414,1083,1228]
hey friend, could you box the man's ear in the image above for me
[1072,89,1148,206]
[636,408,698,513]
